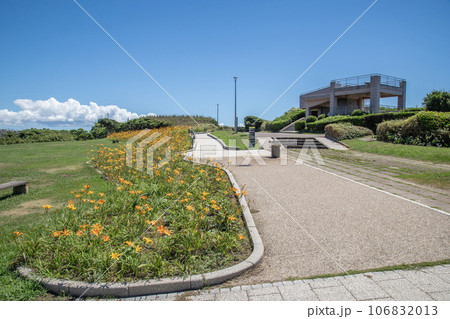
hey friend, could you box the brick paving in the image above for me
[120,265,450,301]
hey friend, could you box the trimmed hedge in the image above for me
[351,109,366,116]
[295,120,306,131]
[325,123,373,141]
[306,111,417,133]
[376,111,450,147]
[269,108,305,131]
[306,115,318,123]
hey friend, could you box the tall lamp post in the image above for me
[216,104,219,124]
[234,76,238,133]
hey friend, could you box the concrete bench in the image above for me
[0,181,28,195]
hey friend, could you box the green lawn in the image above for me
[343,139,450,164]
[210,130,259,150]
[0,139,110,300]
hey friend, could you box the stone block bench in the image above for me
[0,181,28,195]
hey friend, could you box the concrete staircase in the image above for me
[274,137,328,149]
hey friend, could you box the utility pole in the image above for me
[234,76,238,133]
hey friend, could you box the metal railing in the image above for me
[333,73,405,88]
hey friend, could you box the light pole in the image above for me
[234,76,238,133]
[217,104,219,124]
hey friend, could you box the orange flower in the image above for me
[228,216,237,221]
[141,195,148,200]
[157,225,172,236]
[53,231,62,237]
[91,228,101,236]
[124,240,134,247]
[135,205,141,210]
[99,193,105,197]
[146,220,157,225]
[102,235,110,242]
[238,234,245,240]
[42,205,52,210]
[80,224,89,230]
[143,237,153,244]
[135,245,143,252]
[84,184,90,189]
[241,191,247,196]
[76,230,83,236]
[186,205,194,211]
[87,191,94,195]
[97,199,105,205]
[62,230,71,236]
[13,231,23,237]
[110,253,121,260]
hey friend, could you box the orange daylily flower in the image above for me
[13,231,23,237]
[143,237,153,244]
[110,253,121,260]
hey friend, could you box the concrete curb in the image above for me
[18,145,263,298]
[206,133,241,150]
[324,134,350,148]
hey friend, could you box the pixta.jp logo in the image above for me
[126,130,171,175]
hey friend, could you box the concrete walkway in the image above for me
[164,133,449,301]
[123,265,450,301]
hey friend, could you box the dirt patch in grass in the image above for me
[41,164,83,174]
[1,198,53,216]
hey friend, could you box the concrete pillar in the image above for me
[369,75,381,113]
[329,81,337,115]
[398,80,406,110]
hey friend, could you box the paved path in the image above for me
[287,148,450,212]
[123,265,450,301]
[175,133,450,300]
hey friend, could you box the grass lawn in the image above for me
[343,139,450,164]
[210,130,259,150]
[0,139,110,300]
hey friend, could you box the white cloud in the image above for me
[0,98,154,126]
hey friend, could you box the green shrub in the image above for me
[325,123,373,141]
[244,116,267,131]
[377,111,450,147]
[269,108,305,131]
[306,115,318,123]
[351,109,366,116]
[423,90,450,112]
[306,112,417,133]
[318,114,327,120]
[295,120,306,131]
[0,128,75,145]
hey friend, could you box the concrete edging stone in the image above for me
[206,132,241,150]
[17,137,263,298]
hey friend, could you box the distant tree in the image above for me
[423,90,450,112]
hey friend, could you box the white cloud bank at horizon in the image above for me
[0,98,155,126]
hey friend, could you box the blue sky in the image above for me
[0,0,449,129]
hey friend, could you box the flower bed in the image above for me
[12,127,252,283]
